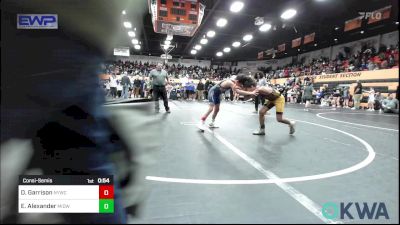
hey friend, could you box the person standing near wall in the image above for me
[352,80,363,110]
[204,79,211,100]
[133,76,141,98]
[109,73,118,99]
[303,82,315,111]
[196,80,205,101]
[166,82,173,99]
[342,86,350,108]
[364,87,376,111]
[120,72,131,99]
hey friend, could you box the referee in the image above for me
[149,63,171,113]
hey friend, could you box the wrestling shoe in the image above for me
[252,128,265,135]
[208,122,219,128]
[198,121,206,132]
[289,121,296,135]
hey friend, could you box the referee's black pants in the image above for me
[153,85,169,111]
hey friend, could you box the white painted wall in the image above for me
[113,55,211,67]
[111,32,396,72]
[179,58,211,67]
[330,35,380,59]
[235,31,395,69]
[381,30,399,48]
[298,47,331,64]
[236,57,293,70]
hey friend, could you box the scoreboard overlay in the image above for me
[18,175,114,213]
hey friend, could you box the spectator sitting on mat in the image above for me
[381,94,399,114]
[320,95,330,107]
[375,92,383,111]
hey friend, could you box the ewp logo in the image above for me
[322,202,389,220]
[17,14,58,29]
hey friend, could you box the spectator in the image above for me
[109,74,118,99]
[196,80,205,100]
[204,79,212,100]
[364,87,375,111]
[120,72,131,99]
[381,94,399,114]
[332,88,341,108]
[367,60,375,70]
[105,81,111,97]
[116,81,123,98]
[375,92,384,111]
[133,77,141,98]
[188,81,196,100]
[342,86,350,108]
[352,80,363,110]
[316,90,322,105]
[303,82,315,111]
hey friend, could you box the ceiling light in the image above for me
[166,34,173,41]
[128,31,135,37]
[207,30,216,37]
[123,22,132,28]
[131,39,139,45]
[243,34,253,42]
[230,1,244,13]
[122,10,126,15]
[259,23,272,32]
[200,38,208,44]
[216,18,227,27]
[164,40,171,45]
[134,45,141,50]
[194,45,202,50]
[216,52,223,57]
[232,41,241,47]
[223,47,231,53]
[280,9,297,20]
[191,49,197,55]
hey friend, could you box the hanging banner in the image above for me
[113,47,130,56]
[303,32,315,44]
[277,43,286,52]
[270,68,399,85]
[292,37,301,48]
[367,5,392,24]
[344,17,362,32]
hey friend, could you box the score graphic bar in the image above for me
[18,175,114,213]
